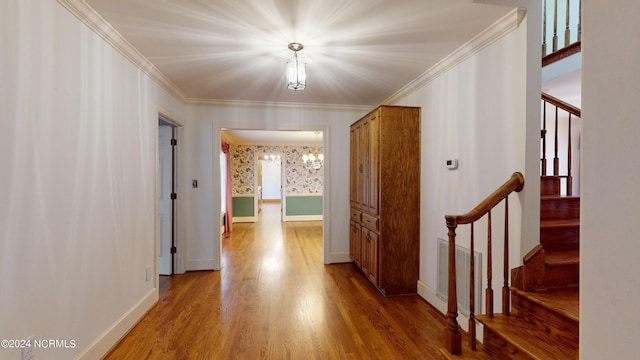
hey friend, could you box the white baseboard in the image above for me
[186,259,214,271]
[417,280,447,315]
[76,288,158,360]
[233,216,256,223]
[418,280,477,334]
[329,252,352,264]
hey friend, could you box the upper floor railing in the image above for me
[542,0,581,57]
[541,92,581,195]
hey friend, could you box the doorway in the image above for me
[258,153,283,221]
[158,119,176,275]
[216,128,328,266]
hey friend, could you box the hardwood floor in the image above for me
[104,204,471,359]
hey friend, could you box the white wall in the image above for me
[185,103,367,270]
[391,9,535,317]
[581,1,640,358]
[0,1,185,359]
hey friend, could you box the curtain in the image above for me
[221,140,233,233]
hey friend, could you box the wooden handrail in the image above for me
[542,92,581,117]
[443,172,524,355]
[445,172,524,227]
[542,40,581,67]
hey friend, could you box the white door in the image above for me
[158,125,173,275]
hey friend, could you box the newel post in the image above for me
[444,216,462,354]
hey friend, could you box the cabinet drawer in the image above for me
[350,208,362,222]
[362,213,379,231]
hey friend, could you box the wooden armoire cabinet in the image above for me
[349,105,421,296]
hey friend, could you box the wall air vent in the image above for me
[437,238,483,317]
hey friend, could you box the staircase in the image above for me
[441,2,581,357]
[442,63,582,360]
[472,0,582,354]
[475,175,580,359]
[440,174,580,360]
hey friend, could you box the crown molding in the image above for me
[57,0,189,103]
[384,8,526,105]
[188,98,372,113]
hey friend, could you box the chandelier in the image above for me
[302,131,323,170]
[302,152,323,170]
[287,42,306,91]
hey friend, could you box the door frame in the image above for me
[158,124,174,275]
[213,126,330,268]
[255,152,284,221]
[156,108,185,280]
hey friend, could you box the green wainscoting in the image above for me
[286,196,323,216]
[232,196,255,217]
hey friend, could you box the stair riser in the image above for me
[540,198,580,221]
[540,226,579,252]
[511,292,579,349]
[482,327,534,360]
[543,263,579,289]
[540,177,561,196]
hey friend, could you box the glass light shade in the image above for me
[287,54,306,91]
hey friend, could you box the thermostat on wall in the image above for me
[446,159,458,170]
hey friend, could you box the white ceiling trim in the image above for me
[57,0,373,112]
[189,98,372,112]
[384,8,525,105]
[57,0,189,102]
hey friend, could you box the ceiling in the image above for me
[84,0,513,107]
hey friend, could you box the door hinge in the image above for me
[170,138,177,146]
[171,246,177,254]
[171,193,177,200]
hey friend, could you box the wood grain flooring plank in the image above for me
[104,203,474,359]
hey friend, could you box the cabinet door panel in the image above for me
[349,220,361,267]
[367,114,380,215]
[360,228,371,276]
[358,119,369,208]
[350,126,359,208]
[367,231,379,286]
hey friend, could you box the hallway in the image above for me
[104,204,470,359]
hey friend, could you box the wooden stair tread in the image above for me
[546,250,579,266]
[511,287,579,322]
[476,314,578,359]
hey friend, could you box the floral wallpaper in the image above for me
[230,144,324,196]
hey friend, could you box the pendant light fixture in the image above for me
[287,42,306,91]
